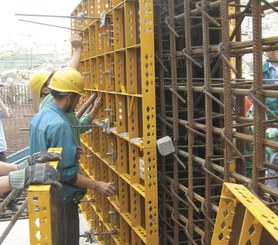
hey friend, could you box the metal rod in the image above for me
[0,199,27,244]
[15,13,100,19]
[17,19,83,32]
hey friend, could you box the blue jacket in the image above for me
[30,102,86,203]
[263,61,278,120]
[39,93,92,146]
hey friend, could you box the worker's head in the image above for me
[29,70,55,98]
[48,67,85,112]
[265,35,278,62]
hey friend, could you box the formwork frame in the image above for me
[71,1,158,244]
[70,0,278,244]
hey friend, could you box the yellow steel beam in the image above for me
[212,183,278,244]
[28,148,62,245]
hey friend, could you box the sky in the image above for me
[0,0,81,53]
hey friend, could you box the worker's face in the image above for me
[267,50,278,60]
[41,75,54,96]
[41,84,51,95]
[66,93,81,112]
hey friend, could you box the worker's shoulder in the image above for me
[32,107,66,125]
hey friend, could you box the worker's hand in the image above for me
[71,32,83,50]
[92,97,101,112]
[77,146,85,159]
[94,181,116,197]
[89,97,101,119]
[9,163,61,190]
[17,152,62,170]
[28,152,62,165]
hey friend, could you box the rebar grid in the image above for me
[155,0,278,244]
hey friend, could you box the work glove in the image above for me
[17,152,62,170]
[9,163,62,190]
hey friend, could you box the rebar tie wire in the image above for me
[216,43,238,74]
[182,49,203,68]
[170,181,200,213]
[158,115,173,129]
[165,16,180,37]
[201,163,224,183]
[153,0,163,10]
[220,127,246,164]
[202,85,224,108]
[173,153,187,169]
[170,182,189,207]
[248,87,278,121]
[155,52,168,72]
[201,202,215,226]
[261,0,278,14]
[183,188,200,213]
[169,86,186,104]
[195,1,221,27]
[184,123,206,138]
[171,212,198,245]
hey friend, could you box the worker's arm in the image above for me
[77,97,101,134]
[0,152,61,176]
[0,161,18,175]
[0,97,9,118]
[68,32,83,70]
[0,176,13,194]
[74,173,116,196]
[88,96,101,121]
[0,163,61,195]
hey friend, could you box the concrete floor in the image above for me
[0,213,98,245]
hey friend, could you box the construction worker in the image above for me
[246,36,278,187]
[29,32,84,111]
[29,32,101,150]
[263,38,278,188]
[29,67,116,245]
[0,96,20,211]
[0,152,61,194]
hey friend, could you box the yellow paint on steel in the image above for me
[76,0,158,243]
[212,183,278,244]
[28,148,62,245]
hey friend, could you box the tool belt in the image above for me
[72,191,85,205]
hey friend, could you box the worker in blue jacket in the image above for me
[29,33,101,149]
[29,67,116,245]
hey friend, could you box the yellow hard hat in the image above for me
[48,67,85,96]
[29,70,55,98]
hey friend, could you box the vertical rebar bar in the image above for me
[184,0,194,243]
[201,0,213,243]
[252,0,264,192]
[221,0,233,182]
[234,0,246,176]
[168,0,180,243]
[156,0,168,243]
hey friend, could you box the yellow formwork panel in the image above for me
[212,183,278,244]
[28,148,63,245]
[74,0,158,243]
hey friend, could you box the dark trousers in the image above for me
[0,151,7,162]
[63,201,80,245]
